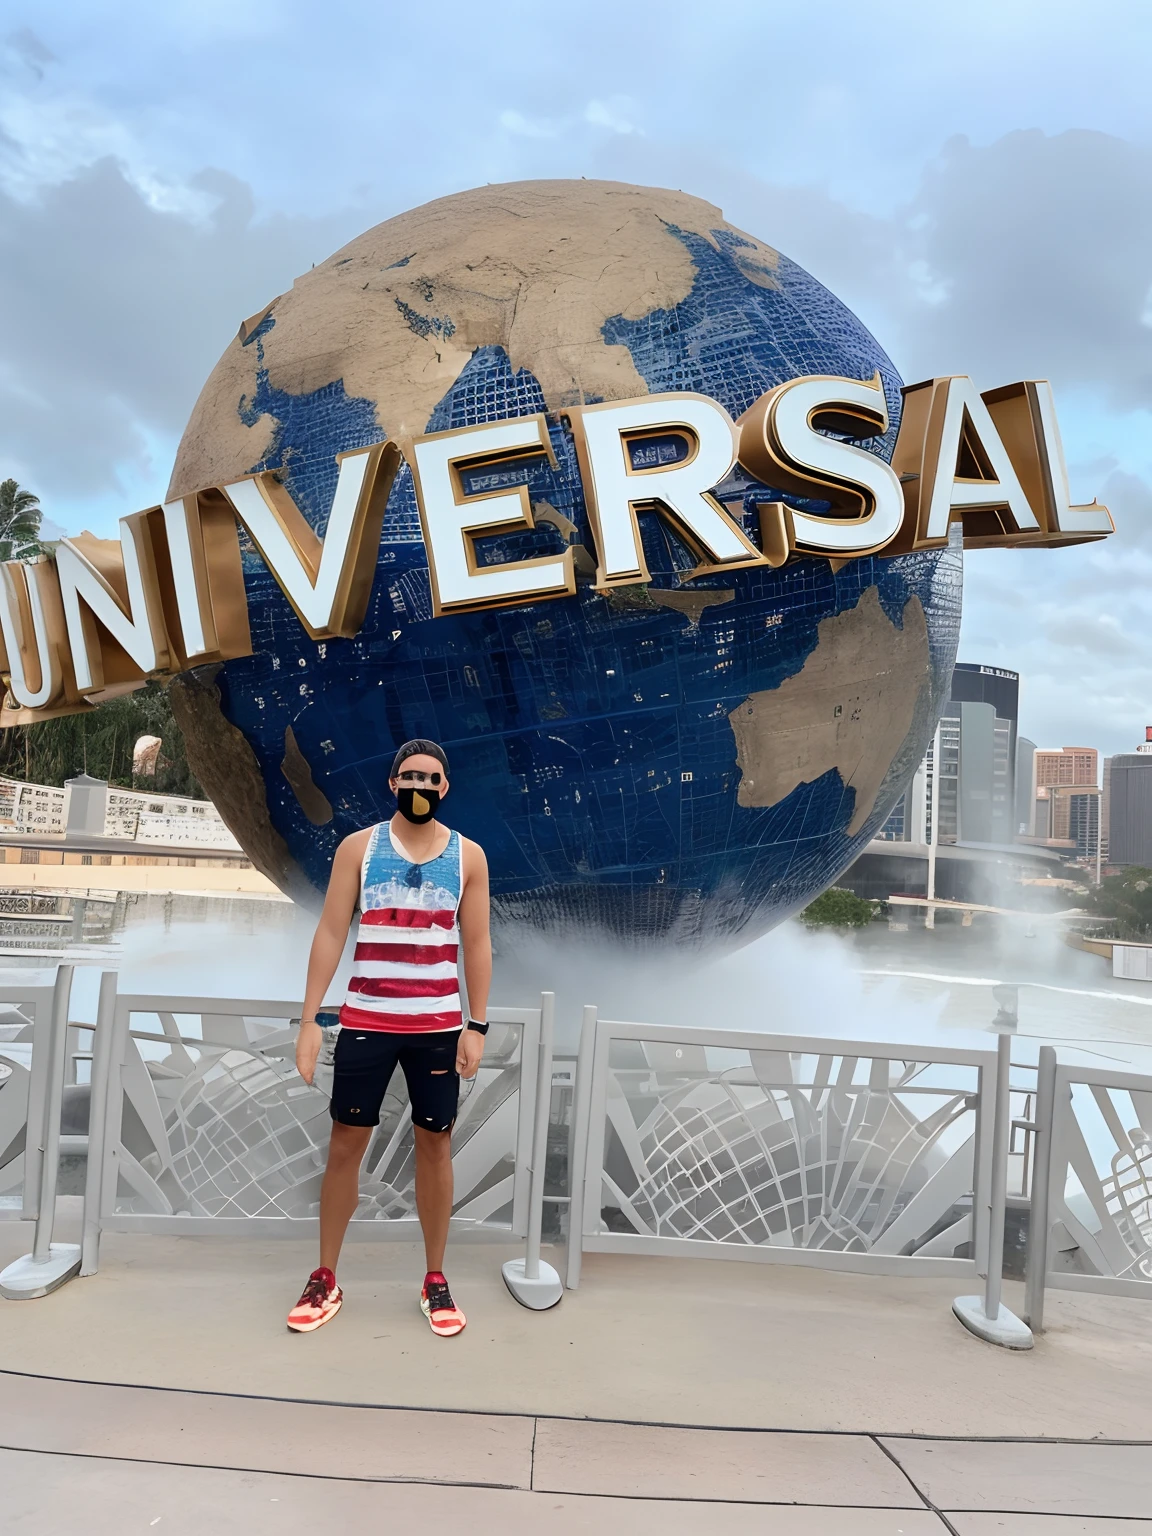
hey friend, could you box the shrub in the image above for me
[800,886,878,929]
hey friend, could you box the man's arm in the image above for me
[295,832,366,1085]
[455,837,491,1079]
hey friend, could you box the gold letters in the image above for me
[0,378,1112,726]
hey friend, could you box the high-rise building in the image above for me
[1036,783,1101,860]
[1034,746,1099,788]
[1016,736,1036,836]
[949,662,1019,766]
[1066,791,1101,863]
[878,664,1017,847]
[1103,738,1152,868]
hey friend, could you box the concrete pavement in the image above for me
[2,1222,1151,1438]
[3,1219,1151,1531]
[2,1373,1150,1533]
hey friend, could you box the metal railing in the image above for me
[564,1009,999,1287]
[8,968,1151,1341]
[0,967,84,1297]
[0,976,72,1216]
[1024,1047,1152,1326]
[80,986,546,1269]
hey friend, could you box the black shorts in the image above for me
[329,1028,460,1133]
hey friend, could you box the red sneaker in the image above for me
[287,1267,342,1332]
[420,1272,466,1336]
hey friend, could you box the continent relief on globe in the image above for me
[170,179,784,490]
[728,588,930,836]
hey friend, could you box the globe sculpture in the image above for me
[169,180,961,946]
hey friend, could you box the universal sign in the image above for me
[0,373,1113,724]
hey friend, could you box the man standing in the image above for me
[290,739,491,1337]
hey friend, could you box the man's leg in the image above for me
[287,1123,370,1332]
[404,1035,466,1334]
[413,1125,452,1273]
[319,1123,372,1273]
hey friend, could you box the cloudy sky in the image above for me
[2,0,1150,756]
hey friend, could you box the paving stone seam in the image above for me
[0,1444,957,1509]
[3,1369,1150,1447]
[0,1442,527,1492]
[5,1439,1145,1517]
[939,1513,1152,1522]
[871,1435,959,1535]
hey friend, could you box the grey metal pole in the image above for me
[564,1005,597,1291]
[21,992,53,1221]
[80,972,119,1277]
[983,1031,1012,1322]
[925,724,940,930]
[523,991,555,1282]
[31,965,74,1263]
[1023,1045,1058,1332]
[951,1032,1034,1348]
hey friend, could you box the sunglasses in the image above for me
[395,770,443,786]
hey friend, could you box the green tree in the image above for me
[800,886,878,929]
[0,681,203,797]
[0,478,44,562]
[1080,868,1152,940]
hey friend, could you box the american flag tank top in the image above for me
[339,821,463,1033]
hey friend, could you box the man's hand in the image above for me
[456,1027,485,1080]
[296,1018,322,1085]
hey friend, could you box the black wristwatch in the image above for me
[466,1018,489,1035]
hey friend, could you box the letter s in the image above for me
[737,373,905,556]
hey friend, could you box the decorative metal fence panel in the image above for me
[575,1019,996,1277]
[1044,1063,1152,1298]
[92,996,540,1238]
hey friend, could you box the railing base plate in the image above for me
[0,1242,81,1300]
[952,1294,1033,1349]
[502,1257,563,1310]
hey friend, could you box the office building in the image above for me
[1027,747,1102,863]
[1016,736,1036,836]
[1035,784,1100,860]
[878,663,1017,847]
[1034,746,1099,788]
[945,664,1018,844]
[1103,738,1152,868]
[949,664,1020,762]
[1067,791,1101,863]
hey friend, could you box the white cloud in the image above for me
[498,109,559,140]
[584,97,640,136]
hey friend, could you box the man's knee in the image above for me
[414,1123,453,1154]
[327,1123,371,1166]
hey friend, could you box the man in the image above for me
[290,739,491,1337]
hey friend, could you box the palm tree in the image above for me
[0,478,44,562]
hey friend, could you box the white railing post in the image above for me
[20,990,52,1221]
[564,1004,597,1291]
[952,1032,1033,1348]
[1,965,82,1299]
[502,991,562,1309]
[80,971,119,1277]
[1023,1044,1058,1332]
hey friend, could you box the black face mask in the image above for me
[396,786,440,825]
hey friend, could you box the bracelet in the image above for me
[466,1018,489,1035]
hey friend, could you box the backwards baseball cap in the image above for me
[390,739,450,779]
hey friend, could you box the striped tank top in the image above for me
[340,820,463,1033]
